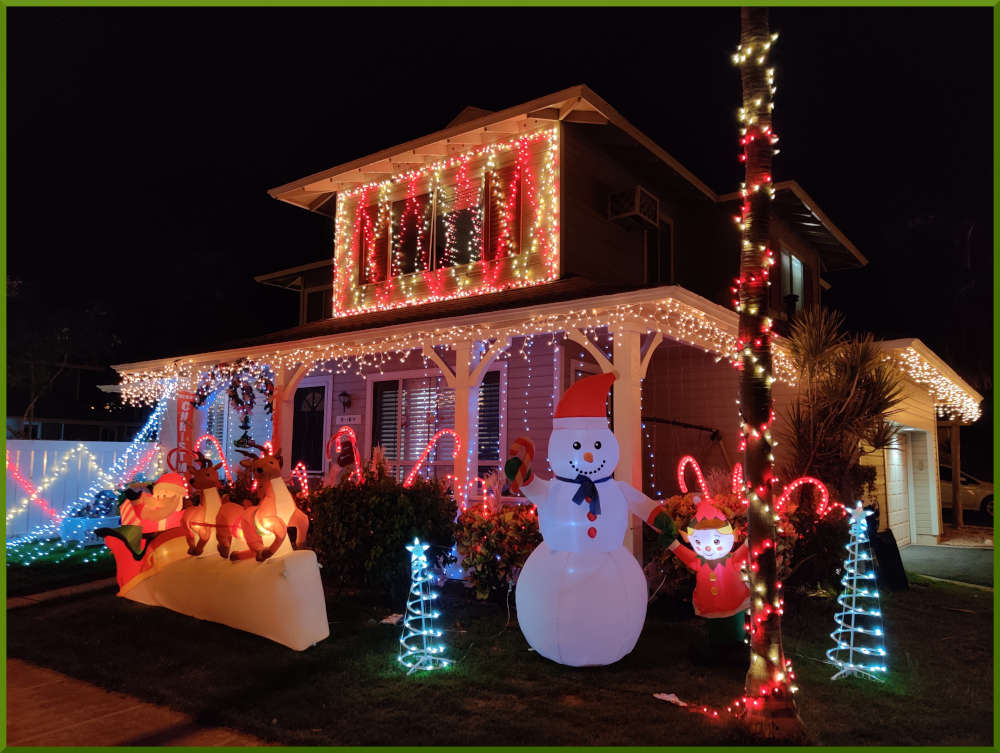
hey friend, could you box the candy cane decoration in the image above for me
[403,429,461,488]
[677,455,708,496]
[730,462,748,505]
[327,425,362,483]
[194,434,233,483]
[776,476,838,517]
[290,461,310,494]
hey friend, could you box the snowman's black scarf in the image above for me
[554,474,613,517]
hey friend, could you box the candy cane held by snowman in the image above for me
[503,371,669,667]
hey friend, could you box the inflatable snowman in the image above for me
[504,372,662,666]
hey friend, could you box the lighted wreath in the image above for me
[193,358,276,419]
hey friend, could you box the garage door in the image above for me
[885,435,910,547]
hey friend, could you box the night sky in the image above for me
[8,8,994,471]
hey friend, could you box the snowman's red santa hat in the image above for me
[553,371,616,431]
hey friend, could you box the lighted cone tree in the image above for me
[734,7,802,736]
[398,538,450,674]
[827,503,888,680]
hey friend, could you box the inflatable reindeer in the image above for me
[180,452,225,555]
[232,443,310,562]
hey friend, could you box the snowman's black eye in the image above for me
[594,441,602,450]
[572,441,581,450]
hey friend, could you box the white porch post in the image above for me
[611,324,663,560]
[271,364,311,472]
[565,324,661,560]
[423,338,510,505]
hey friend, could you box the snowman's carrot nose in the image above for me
[583,452,594,463]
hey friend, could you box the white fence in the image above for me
[5,440,158,539]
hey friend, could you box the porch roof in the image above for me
[113,286,981,424]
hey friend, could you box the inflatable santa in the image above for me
[504,372,665,666]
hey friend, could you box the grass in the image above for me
[5,573,993,745]
[5,541,115,597]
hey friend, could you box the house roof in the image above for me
[253,260,331,292]
[267,84,718,215]
[718,181,867,272]
[267,86,866,276]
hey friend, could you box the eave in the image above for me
[267,85,716,216]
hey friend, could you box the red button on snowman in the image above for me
[504,372,661,666]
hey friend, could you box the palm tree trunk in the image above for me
[737,7,803,738]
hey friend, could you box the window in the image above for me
[332,128,559,317]
[370,370,502,483]
[780,249,804,312]
[477,371,501,473]
[434,163,484,268]
[390,186,433,276]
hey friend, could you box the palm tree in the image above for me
[781,307,904,507]
[736,7,802,737]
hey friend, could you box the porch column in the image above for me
[271,364,311,473]
[423,338,510,505]
[610,323,663,560]
[950,419,963,528]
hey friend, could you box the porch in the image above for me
[114,285,982,555]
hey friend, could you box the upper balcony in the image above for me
[331,127,559,317]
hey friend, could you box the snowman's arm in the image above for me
[518,474,550,506]
[618,481,661,523]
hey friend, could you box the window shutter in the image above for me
[477,371,501,461]
[371,380,399,460]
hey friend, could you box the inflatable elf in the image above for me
[653,497,751,648]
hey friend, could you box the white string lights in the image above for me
[398,538,450,673]
[826,503,888,681]
[118,305,978,427]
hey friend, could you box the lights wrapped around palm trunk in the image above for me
[827,502,888,681]
[398,538,450,674]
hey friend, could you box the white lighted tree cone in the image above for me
[827,503,888,681]
[734,7,802,735]
[399,538,450,674]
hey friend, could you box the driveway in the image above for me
[900,545,993,587]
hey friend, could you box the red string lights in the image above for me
[402,429,461,489]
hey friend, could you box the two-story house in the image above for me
[113,86,981,551]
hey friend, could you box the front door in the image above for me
[292,385,326,472]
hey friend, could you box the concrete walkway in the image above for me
[6,658,265,746]
[900,545,994,587]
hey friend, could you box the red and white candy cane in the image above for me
[775,476,837,517]
[326,425,362,483]
[403,429,461,488]
[731,462,746,504]
[194,434,233,483]
[677,455,708,496]
[508,436,535,492]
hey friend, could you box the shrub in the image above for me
[308,470,456,603]
[455,502,542,600]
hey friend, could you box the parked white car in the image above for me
[939,465,993,519]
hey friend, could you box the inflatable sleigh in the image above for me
[98,446,329,651]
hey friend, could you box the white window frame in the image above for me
[364,363,506,483]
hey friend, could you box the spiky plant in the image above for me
[781,307,905,507]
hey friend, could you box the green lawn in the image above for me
[5,542,115,597]
[4,574,993,745]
